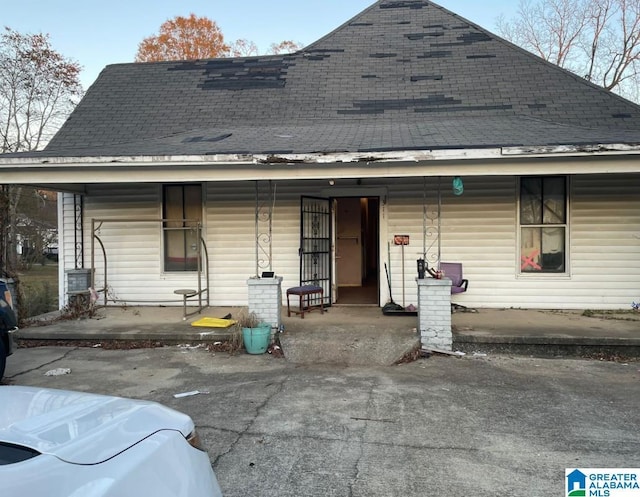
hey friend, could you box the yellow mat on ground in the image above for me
[191,317,237,328]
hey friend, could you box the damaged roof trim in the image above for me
[502,143,640,156]
[0,156,638,186]
[2,142,640,169]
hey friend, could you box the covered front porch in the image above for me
[19,305,640,364]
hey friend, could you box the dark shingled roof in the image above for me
[42,0,640,157]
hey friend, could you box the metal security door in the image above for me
[299,196,332,306]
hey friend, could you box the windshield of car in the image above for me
[0,442,40,465]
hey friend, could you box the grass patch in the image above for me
[19,263,58,286]
[18,263,59,318]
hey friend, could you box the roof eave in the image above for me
[1,144,639,186]
[3,142,640,167]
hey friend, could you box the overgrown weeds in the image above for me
[582,309,640,321]
[59,295,97,320]
[21,280,57,317]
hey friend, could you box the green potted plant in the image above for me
[236,309,271,354]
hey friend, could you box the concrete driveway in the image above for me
[4,346,640,496]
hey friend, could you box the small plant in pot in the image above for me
[236,309,271,355]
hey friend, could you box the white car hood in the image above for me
[0,386,193,465]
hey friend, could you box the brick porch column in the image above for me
[247,277,283,334]
[417,277,452,351]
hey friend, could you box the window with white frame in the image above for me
[162,184,202,272]
[519,176,567,273]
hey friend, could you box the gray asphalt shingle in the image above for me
[36,0,640,157]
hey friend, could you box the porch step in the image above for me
[454,333,640,358]
[279,319,420,366]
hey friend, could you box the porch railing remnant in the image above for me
[90,218,209,309]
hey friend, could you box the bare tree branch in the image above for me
[0,27,82,153]
[0,27,81,280]
[268,40,303,55]
[497,0,640,101]
[228,39,259,57]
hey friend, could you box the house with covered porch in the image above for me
[1,0,639,331]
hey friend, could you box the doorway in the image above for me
[335,197,379,305]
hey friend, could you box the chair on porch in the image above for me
[286,285,325,319]
[440,262,468,294]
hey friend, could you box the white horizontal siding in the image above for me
[364,174,640,310]
[206,183,257,304]
[437,174,640,309]
[383,177,517,308]
[81,184,167,304]
[435,177,517,308]
[205,181,329,305]
[60,174,640,310]
[569,174,640,306]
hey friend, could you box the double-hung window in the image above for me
[163,184,202,272]
[519,176,567,273]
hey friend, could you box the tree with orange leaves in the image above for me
[135,14,229,62]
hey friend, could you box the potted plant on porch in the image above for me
[236,309,271,355]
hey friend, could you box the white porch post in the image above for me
[417,278,452,351]
[247,276,283,334]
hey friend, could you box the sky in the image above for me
[3,0,518,90]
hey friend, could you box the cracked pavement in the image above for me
[3,346,640,496]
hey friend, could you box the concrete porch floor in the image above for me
[18,304,640,364]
